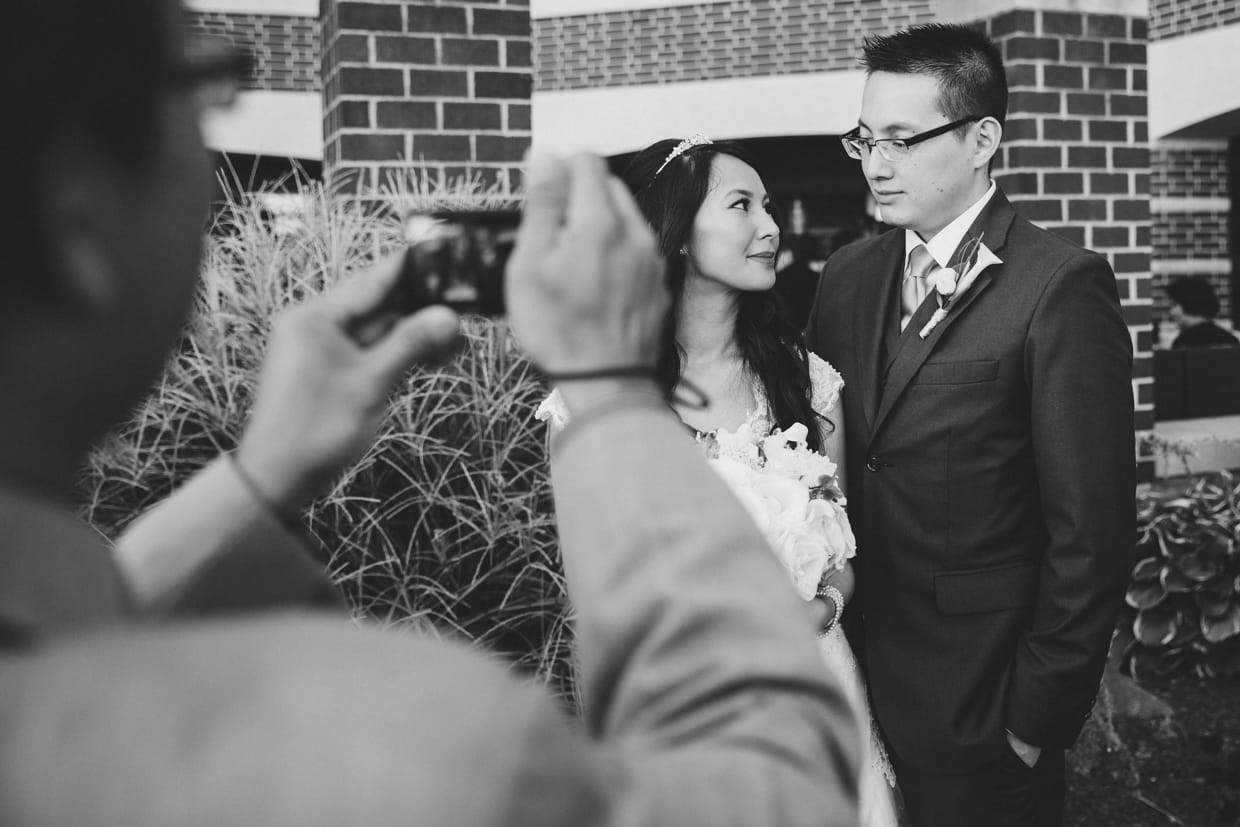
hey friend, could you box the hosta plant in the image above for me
[1119,471,1240,680]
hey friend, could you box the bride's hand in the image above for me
[811,561,856,632]
[823,561,856,605]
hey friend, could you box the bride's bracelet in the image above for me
[539,365,710,411]
[538,365,655,382]
[817,583,844,634]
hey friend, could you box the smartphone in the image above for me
[387,209,521,317]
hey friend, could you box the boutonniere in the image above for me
[918,234,1002,339]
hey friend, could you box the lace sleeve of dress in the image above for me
[808,353,844,416]
[534,388,570,430]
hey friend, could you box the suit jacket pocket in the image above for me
[917,359,999,385]
[935,560,1039,615]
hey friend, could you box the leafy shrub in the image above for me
[1118,471,1240,680]
[77,174,575,697]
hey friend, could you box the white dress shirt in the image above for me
[903,180,998,273]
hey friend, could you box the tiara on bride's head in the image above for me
[653,134,713,178]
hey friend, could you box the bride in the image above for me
[536,136,900,826]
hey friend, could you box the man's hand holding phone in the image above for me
[234,150,665,516]
[349,210,518,343]
[506,152,668,415]
[236,255,461,515]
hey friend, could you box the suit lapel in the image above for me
[883,291,942,378]
[855,232,904,433]
[870,190,1018,439]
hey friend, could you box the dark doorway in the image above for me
[211,152,322,199]
[208,152,323,234]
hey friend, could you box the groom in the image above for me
[806,24,1136,826]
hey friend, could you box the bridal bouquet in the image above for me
[704,422,855,600]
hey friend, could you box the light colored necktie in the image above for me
[900,244,936,331]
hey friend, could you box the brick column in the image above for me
[938,1,1152,480]
[321,0,531,194]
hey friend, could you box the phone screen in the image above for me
[390,209,521,317]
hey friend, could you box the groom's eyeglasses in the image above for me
[841,115,983,163]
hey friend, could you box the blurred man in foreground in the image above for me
[0,1,859,823]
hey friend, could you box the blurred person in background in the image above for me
[775,233,827,332]
[1165,275,1239,349]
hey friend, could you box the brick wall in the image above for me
[188,11,320,92]
[533,0,934,91]
[1152,143,1230,198]
[983,8,1153,479]
[1150,141,1232,322]
[322,0,531,193]
[1149,0,1240,41]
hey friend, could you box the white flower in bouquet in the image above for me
[761,423,837,487]
[707,422,855,600]
[712,421,763,468]
[709,456,774,531]
[770,515,833,601]
[806,497,856,568]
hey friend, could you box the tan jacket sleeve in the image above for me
[1,401,858,825]
[113,457,340,614]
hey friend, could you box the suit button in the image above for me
[866,456,881,472]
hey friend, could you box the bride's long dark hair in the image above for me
[620,138,825,451]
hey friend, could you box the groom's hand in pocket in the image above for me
[1005,729,1042,768]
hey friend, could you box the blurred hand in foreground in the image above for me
[236,255,461,513]
[505,153,668,394]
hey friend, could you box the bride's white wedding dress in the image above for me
[738,353,899,827]
[818,612,900,827]
[535,353,899,826]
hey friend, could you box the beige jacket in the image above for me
[0,403,859,825]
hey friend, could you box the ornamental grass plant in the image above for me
[76,171,576,699]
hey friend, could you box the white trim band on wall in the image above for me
[934,0,1147,23]
[186,0,316,17]
[531,0,728,18]
[1150,23,1240,139]
[1156,139,1229,151]
[201,90,323,161]
[1151,259,1233,275]
[1151,197,1232,213]
[532,70,865,156]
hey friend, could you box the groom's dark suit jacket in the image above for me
[806,188,1136,773]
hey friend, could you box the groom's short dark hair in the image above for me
[861,24,1008,129]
